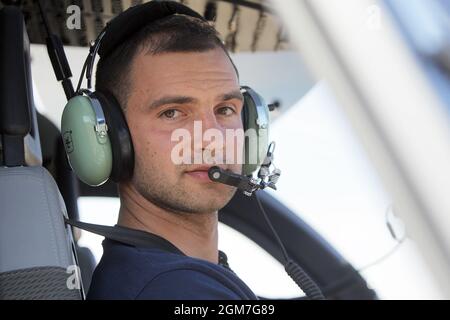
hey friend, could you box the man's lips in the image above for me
[184,166,225,182]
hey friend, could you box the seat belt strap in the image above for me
[65,218,232,271]
[64,218,184,255]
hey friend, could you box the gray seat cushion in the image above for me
[0,166,81,299]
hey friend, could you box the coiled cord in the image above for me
[254,193,325,300]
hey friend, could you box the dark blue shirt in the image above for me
[87,238,258,300]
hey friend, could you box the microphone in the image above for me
[208,166,260,196]
[208,142,281,196]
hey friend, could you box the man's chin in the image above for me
[186,182,237,212]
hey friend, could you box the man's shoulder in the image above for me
[134,267,247,300]
[87,239,256,300]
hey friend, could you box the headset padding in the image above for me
[93,91,134,182]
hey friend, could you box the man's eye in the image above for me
[160,109,182,119]
[217,106,236,116]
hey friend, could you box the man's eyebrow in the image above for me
[217,90,244,102]
[148,90,244,110]
[148,95,199,110]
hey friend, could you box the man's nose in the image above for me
[197,111,222,132]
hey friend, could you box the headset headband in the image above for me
[79,1,207,91]
[98,1,206,60]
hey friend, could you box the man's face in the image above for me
[123,48,243,214]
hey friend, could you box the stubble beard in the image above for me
[132,163,237,215]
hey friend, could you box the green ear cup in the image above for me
[61,95,113,186]
[241,87,270,176]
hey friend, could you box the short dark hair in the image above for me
[95,14,239,110]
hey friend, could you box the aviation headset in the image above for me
[61,0,270,186]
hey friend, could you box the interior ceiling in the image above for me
[17,0,290,52]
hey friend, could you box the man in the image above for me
[87,4,258,300]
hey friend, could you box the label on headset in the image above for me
[63,130,74,153]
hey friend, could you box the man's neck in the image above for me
[117,183,219,264]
